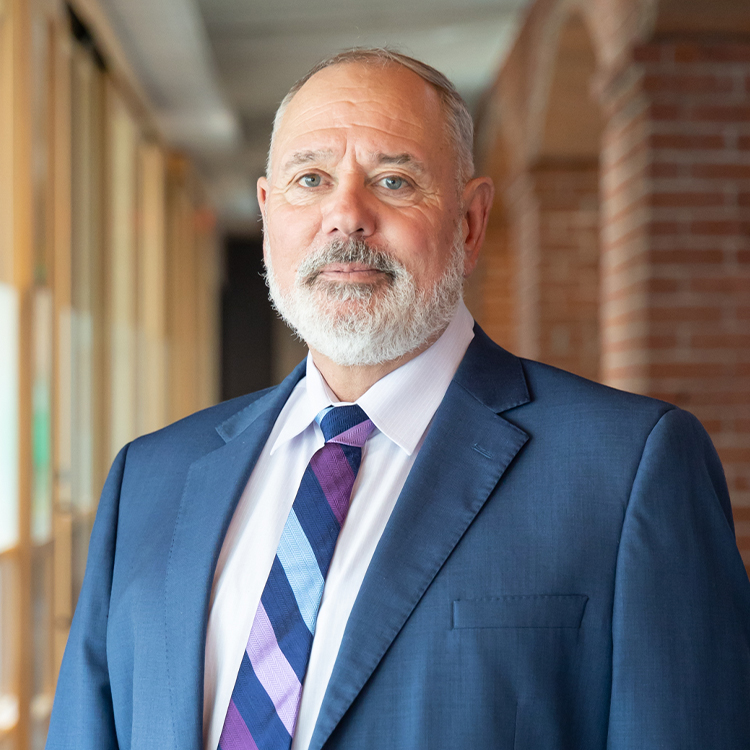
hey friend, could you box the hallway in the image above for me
[0,0,748,746]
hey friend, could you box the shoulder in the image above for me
[123,385,278,470]
[519,358,673,425]
[506,358,681,468]
[463,325,676,433]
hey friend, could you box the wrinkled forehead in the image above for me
[270,62,451,176]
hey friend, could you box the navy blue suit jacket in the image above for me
[47,326,750,749]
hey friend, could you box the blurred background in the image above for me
[0,0,748,746]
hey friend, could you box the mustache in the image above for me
[297,240,404,286]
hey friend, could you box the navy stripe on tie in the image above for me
[340,443,363,475]
[293,469,340,575]
[232,652,291,750]
[319,405,368,441]
[261,557,314,682]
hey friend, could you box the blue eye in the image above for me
[300,174,321,187]
[381,176,405,190]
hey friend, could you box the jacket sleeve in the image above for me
[46,444,129,750]
[607,408,750,748]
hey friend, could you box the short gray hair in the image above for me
[266,48,475,186]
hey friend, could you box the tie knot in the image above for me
[320,405,375,447]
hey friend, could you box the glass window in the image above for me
[0,283,19,554]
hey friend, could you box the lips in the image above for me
[318,264,383,275]
[298,239,402,286]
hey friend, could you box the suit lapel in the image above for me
[163,363,305,749]
[309,328,531,750]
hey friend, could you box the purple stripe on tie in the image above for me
[328,419,375,448]
[310,443,356,524]
[246,600,303,736]
[218,698,259,750]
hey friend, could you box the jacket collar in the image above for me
[453,323,530,414]
[216,358,307,443]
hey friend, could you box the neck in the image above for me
[309,332,444,402]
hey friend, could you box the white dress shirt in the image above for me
[203,301,475,750]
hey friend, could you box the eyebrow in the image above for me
[281,149,335,174]
[373,152,426,175]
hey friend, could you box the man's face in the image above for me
[258,62,486,366]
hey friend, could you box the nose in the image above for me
[320,177,376,239]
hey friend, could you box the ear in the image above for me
[460,177,494,277]
[257,176,269,223]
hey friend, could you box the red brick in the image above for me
[651,334,679,349]
[690,277,750,294]
[650,362,727,378]
[632,44,663,63]
[718,448,750,464]
[643,74,734,95]
[647,278,681,293]
[700,419,723,434]
[692,333,750,349]
[648,103,681,121]
[651,249,724,265]
[649,220,683,235]
[608,335,679,353]
[739,136,750,151]
[650,192,726,208]
[688,391,750,406]
[691,220,747,236]
[650,306,722,322]
[738,250,750,265]
[649,133,726,151]
[649,162,681,178]
[692,164,750,180]
[690,105,750,123]
[674,44,750,63]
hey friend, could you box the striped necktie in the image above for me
[218,405,376,750]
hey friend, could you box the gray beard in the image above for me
[264,233,465,367]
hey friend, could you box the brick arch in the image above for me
[537,12,602,161]
[476,1,605,381]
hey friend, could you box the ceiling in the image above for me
[98,0,531,229]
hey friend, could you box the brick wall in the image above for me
[599,41,750,570]
[532,160,601,380]
[492,161,601,381]
[478,200,518,353]
[476,0,750,575]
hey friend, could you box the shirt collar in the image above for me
[270,300,475,456]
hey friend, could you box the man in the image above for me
[47,49,750,750]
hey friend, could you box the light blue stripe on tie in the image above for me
[276,509,325,634]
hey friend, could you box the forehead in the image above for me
[271,63,450,174]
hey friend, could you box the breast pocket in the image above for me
[452,594,588,629]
